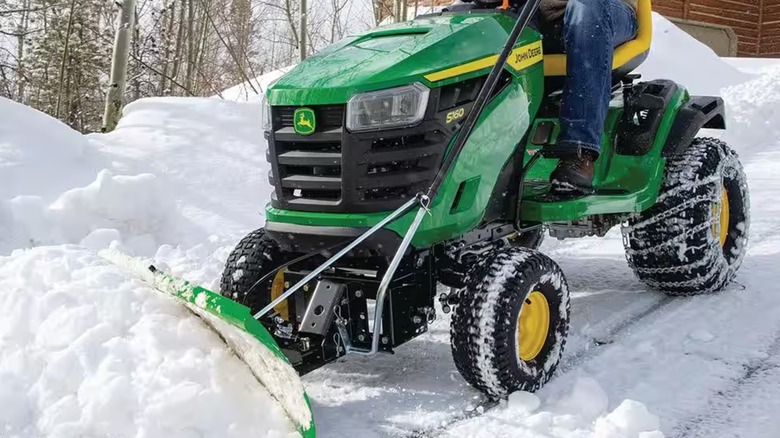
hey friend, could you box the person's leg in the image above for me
[551,0,637,190]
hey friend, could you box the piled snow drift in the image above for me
[0,246,297,438]
[1,91,303,437]
[220,66,294,103]
[638,14,751,95]
[722,69,780,153]
[0,98,181,255]
[0,97,105,201]
[89,97,272,240]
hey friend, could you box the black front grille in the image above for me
[266,88,466,213]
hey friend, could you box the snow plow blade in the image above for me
[98,249,316,438]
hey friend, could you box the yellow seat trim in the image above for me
[543,0,653,77]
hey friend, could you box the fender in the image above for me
[662,96,726,157]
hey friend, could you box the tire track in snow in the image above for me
[405,295,677,438]
[671,329,780,438]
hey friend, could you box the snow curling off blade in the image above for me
[98,249,316,438]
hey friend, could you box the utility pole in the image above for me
[102,0,137,132]
[300,0,308,61]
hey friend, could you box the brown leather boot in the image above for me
[550,152,596,194]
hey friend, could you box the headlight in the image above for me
[346,83,430,132]
[262,97,272,131]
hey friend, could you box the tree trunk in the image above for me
[131,7,141,100]
[171,0,187,82]
[102,0,137,132]
[55,0,78,119]
[283,0,299,49]
[184,0,196,91]
[299,0,307,61]
[159,0,176,94]
[14,0,31,100]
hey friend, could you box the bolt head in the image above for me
[354,289,363,298]
[358,334,365,341]
[381,336,389,345]
[412,315,422,324]
[303,284,310,292]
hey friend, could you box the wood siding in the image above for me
[654,0,779,56]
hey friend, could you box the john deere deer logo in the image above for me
[294,108,316,135]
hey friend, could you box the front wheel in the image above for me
[450,247,570,397]
[220,228,297,317]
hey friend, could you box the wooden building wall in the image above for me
[653,0,779,56]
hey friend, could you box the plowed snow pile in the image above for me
[637,14,751,94]
[0,246,297,438]
[0,98,299,436]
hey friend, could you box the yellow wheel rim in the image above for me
[712,186,730,248]
[517,291,551,362]
[270,269,289,320]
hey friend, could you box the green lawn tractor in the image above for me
[220,0,750,399]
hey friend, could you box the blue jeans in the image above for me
[556,0,638,157]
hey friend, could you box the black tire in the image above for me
[450,246,570,398]
[624,138,750,296]
[220,228,296,314]
[507,227,545,250]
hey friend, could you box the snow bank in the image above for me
[89,97,272,240]
[721,69,780,155]
[0,246,298,438]
[638,14,751,95]
[2,170,184,255]
[0,98,187,255]
[220,66,295,103]
[724,57,780,75]
[0,98,106,202]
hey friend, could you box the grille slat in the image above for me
[278,151,341,167]
[281,175,342,190]
[275,127,342,143]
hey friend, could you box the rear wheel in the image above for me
[623,138,750,295]
[450,247,570,397]
[220,228,296,317]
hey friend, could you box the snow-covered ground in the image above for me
[2,13,780,438]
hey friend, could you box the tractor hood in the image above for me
[267,12,536,105]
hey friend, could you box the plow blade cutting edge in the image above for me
[98,249,316,438]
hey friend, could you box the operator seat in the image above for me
[542,0,653,82]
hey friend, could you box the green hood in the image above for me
[267,12,537,105]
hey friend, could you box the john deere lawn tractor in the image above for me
[220,0,750,398]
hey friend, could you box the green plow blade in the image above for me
[98,249,316,438]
